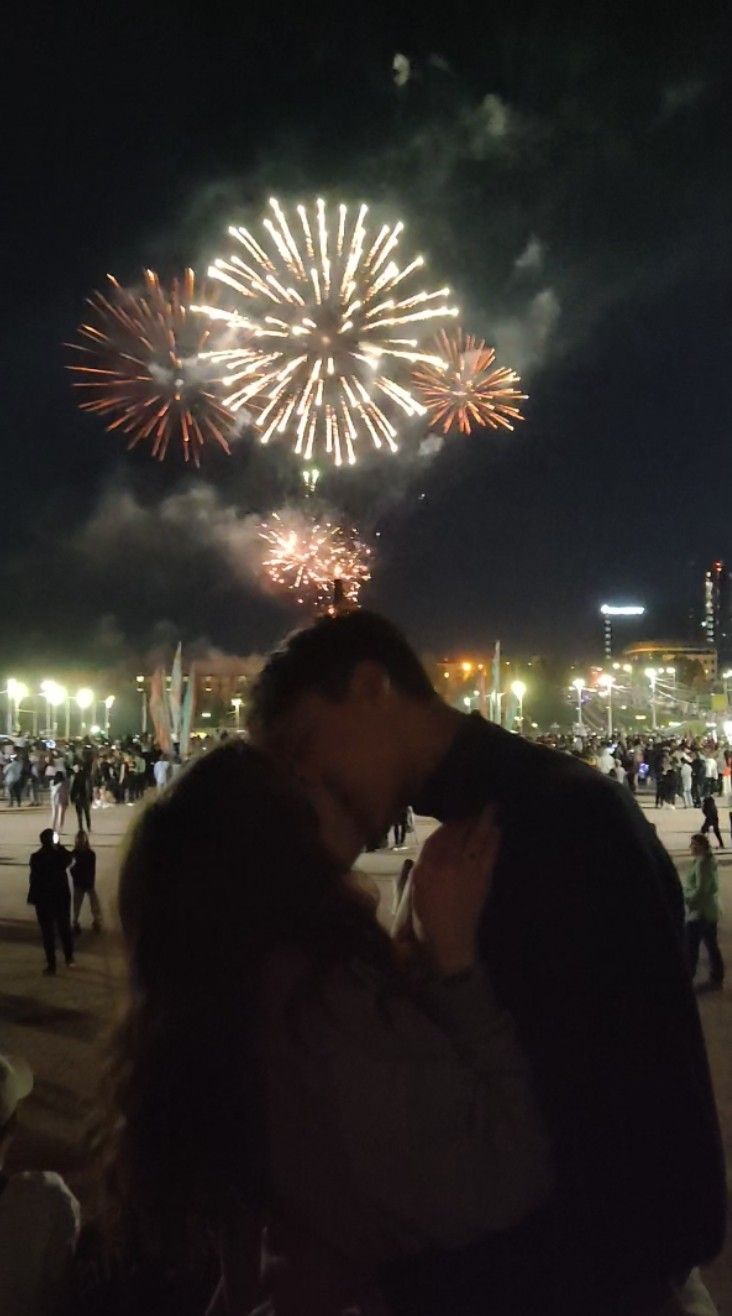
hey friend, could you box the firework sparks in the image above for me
[194,197,459,467]
[412,328,526,436]
[259,510,372,607]
[66,269,235,465]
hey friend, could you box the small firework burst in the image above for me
[66,269,234,464]
[194,196,459,466]
[259,510,372,608]
[412,328,526,436]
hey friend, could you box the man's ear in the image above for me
[348,660,391,704]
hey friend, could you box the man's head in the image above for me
[39,828,55,848]
[248,611,449,864]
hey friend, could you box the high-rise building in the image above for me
[702,560,730,654]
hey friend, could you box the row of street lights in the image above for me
[572,665,679,737]
[5,680,115,738]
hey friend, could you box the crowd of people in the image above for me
[0,614,728,1315]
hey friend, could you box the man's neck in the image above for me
[403,701,464,802]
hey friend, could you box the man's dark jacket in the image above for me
[383,715,725,1315]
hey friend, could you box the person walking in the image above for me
[391,805,410,849]
[4,755,23,809]
[681,758,694,809]
[684,834,725,991]
[27,830,75,975]
[153,756,170,792]
[691,752,706,808]
[70,766,93,833]
[701,793,724,848]
[50,773,69,836]
[703,751,719,799]
[70,831,101,935]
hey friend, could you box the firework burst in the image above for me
[194,197,459,466]
[412,328,526,436]
[67,269,234,465]
[259,510,372,607]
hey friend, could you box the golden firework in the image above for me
[260,510,372,607]
[194,197,458,466]
[412,328,526,436]
[67,269,234,465]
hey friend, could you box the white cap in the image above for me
[0,1054,33,1127]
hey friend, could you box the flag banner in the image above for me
[180,663,196,756]
[169,642,183,739]
[149,667,173,754]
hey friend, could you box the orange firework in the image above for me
[66,269,235,465]
[412,328,526,436]
[259,510,372,608]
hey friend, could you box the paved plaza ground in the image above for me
[1,788,731,1308]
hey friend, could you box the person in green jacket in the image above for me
[684,833,725,991]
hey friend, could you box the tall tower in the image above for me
[702,560,729,654]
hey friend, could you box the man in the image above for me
[4,754,23,808]
[249,612,725,1316]
[0,1052,80,1314]
[27,829,75,975]
[153,755,170,792]
[70,764,93,832]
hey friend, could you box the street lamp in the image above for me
[571,677,585,730]
[644,667,658,731]
[511,680,526,730]
[75,687,94,736]
[40,680,65,735]
[231,696,243,731]
[104,695,115,735]
[597,673,615,739]
[136,674,147,735]
[7,679,29,735]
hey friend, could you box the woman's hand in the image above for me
[410,806,501,976]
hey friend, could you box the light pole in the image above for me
[571,677,585,730]
[75,687,94,737]
[231,696,243,732]
[7,679,28,735]
[645,667,658,731]
[136,675,147,735]
[598,673,615,739]
[104,695,115,736]
[511,680,526,731]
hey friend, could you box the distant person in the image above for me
[703,752,719,798]
[701,794,724,849]
[684,834,725,991]
[153,756,169,792]
[0,1051,80,1315]
[70,766,93,832]
[691,752,706,808]
[70,831,101,935]
[27,830,75,975]
[391,804,410,848]
[661,764,678,808]
[4,755,23,808]
[50,772,69,835]
[680,759,694,809]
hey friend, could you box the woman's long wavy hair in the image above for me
[100,739,393,1264]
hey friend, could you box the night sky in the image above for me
[6,2,731,669]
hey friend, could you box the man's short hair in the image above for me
[248,611,436,732]
[39,828,55,845]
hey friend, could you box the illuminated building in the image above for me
[703,560,730,654]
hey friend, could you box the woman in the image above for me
[50,771,69,836]
[684,833,725,991]
[98,741,550,1315]
[71,830,101,935]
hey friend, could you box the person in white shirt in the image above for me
[153,756,170,791]
[0,1052,80,1316]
